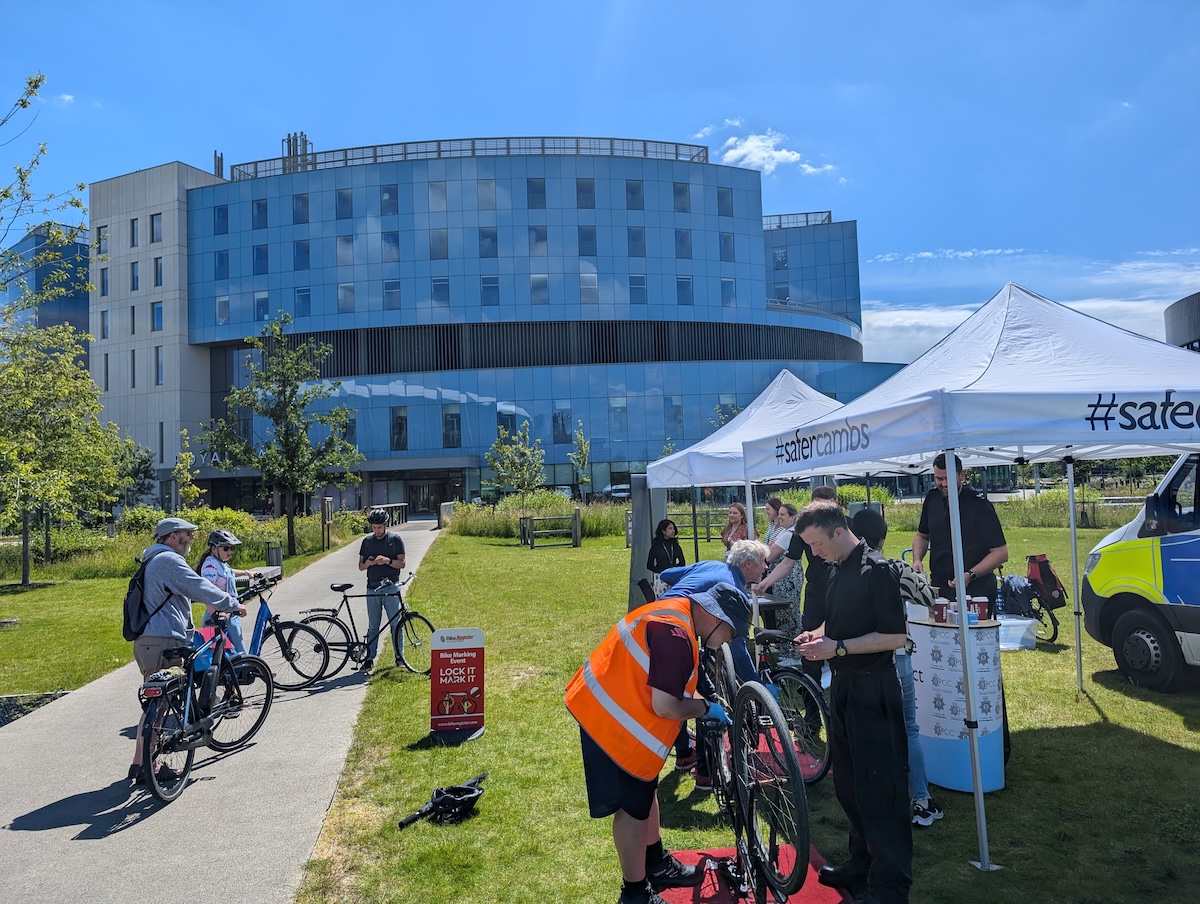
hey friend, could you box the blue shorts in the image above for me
[579,727,659,821]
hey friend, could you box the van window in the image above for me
[1165,454,1199,532]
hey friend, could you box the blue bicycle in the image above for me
[241,576,330,691]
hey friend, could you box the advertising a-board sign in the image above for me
[431,627,484,734]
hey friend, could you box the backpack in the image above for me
[1026,554,1068,610]
[121,549,167,641]
[999,575,1038,618]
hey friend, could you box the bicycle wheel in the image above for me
[731,680,811,897]
[259,621,330,690]
[393,613,434,674]
[301,614,353,678]
[773,666,831,785]
[207,656,274,752]
[142,694,194,802]
[1034,605,1059,643]
[718,642,741,701]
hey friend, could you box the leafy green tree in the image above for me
[115,439,156,508]
[708,402,742,430]
[172,428,205,508]
[567,419,590,500]
[485,420,546,499]
[202,313,362,555]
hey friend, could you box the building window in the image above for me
[294,239,310,270]
[578,225,597,257]
[336,234,354,267]
[673,182,691,213]
[717,186,734,217]
[626,179,644,210]
[529,225,547,256]
[382,231,400,263]
[579,272,599,304]
[100,267,109,296]
[130,349,136,388]
[336,188,353,219]
[721,277,737,308]
[253,244,269,275]
[718,393,737,424]
[129,261,139,291]
[215,295,230,325]
[429,181,447,212]
[214,250,229,280]
[130,305,136,334]
[479,226,498,258]
[292,193,309,224]
[442,403,462,448]
[609,397,628,437]
[151,301,163,331]
[714,232,733,263]
[576,177,595,209]
[380,184,398,217]
[628,226,645,258]
[102,353,109,392]
[429,229,448,260]
[432,276,450,307]
[153,256,163,287]
[100,309,109,338]
[337,283,355,313]
[675,229,692,259]
[158,422,164,465]
[214,206,228,235]
[676,276,693,306]
[530,273,549,305]
[553,401,571,444]
[254,290,270,321]
[154,346,164,386]
[664,394,683,439]
[481,275,500,306]
[773,280,790,302]
[150,212,162,243]
[96,225,109,254]
[295,287,311,317]
[383,279,401,310]
[629,274,647,305]
[774,247,788,269]
[477,179,496,210]
[130,217,139,248]
[527,177,546,209]
[251,199,268,230]
[497,403,517,436]
[390,406,408,451]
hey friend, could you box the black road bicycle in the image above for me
[300,573,433,676]
[137,611,274,802]
[752,629,833,786]
[242,576,330,691]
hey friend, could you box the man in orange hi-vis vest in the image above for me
[565,582,752,904]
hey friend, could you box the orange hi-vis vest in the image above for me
[564,597,699,781]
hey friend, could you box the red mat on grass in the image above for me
[659,846,851,904]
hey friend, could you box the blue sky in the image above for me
[6,1,1198,362]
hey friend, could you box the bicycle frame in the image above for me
[304,573,415,650]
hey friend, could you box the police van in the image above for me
[1082,452,1200,691]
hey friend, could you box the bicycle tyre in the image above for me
[207,656,274,751]
[142,694,194,803]
[301,614,353,678]
[718,642,741,702]
[1034,605,1059,643]
[731,680,811,897]
[393,613,434,674]
[259,621,330,690]
[773,666,832,785]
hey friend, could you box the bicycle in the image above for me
[137,611,274,802]
[241,576,330,690]
[702,642,811,903]
[300,573,433,676]
[752,629,832,785]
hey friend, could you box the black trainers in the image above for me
[913,797,944,826]
[647,853,703,890]
[359,658,374,673]
[616,883,668,904]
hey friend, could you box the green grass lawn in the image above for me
[297,528,1200,904]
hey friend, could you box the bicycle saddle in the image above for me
[331,582,354,592]
[753,629,793,644]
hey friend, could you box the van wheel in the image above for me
[1112,609,1182,692]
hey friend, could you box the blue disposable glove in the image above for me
[765,683,782,703]
[700,699,732,727]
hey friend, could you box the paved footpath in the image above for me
[0,522,440,904]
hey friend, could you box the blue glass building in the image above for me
[2,226,90,365]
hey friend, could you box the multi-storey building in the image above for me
[2,225,90,363]
[88,136,901,514]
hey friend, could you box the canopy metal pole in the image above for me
[691,486,700,563]
[1067,460,1084,693]
[745,477,757,540]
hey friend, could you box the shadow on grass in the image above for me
[0,582,56,594]
[1091,666,1200,729]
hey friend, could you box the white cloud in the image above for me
[56,94,74,104]
[691,117,744,141]
[868,247,1026,265]
[720,130,835,176]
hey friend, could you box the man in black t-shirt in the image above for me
[796,502,911,904]
[912,453,1008,610]
[358,508,407,672]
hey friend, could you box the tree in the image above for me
[115,439,157,508]
[172,428,205,508]
[567,419,590,500]
[659,439,678,459]
[0,312,121,584]
[202,314,362,555]
[485,420,546,499]
[708,401,742,430]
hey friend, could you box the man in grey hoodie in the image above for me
[128,516,244,782]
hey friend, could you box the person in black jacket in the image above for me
[647,519,686,575]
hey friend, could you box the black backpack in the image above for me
[121,550,167,641]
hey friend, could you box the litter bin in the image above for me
[265,541,283,576]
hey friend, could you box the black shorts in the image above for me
[580,727,659,821]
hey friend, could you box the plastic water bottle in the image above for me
[995,581,1006,617]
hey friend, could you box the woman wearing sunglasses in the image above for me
[195,529,259,655]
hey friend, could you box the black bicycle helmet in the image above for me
[367,508,389,525]
[207,529,241,547]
